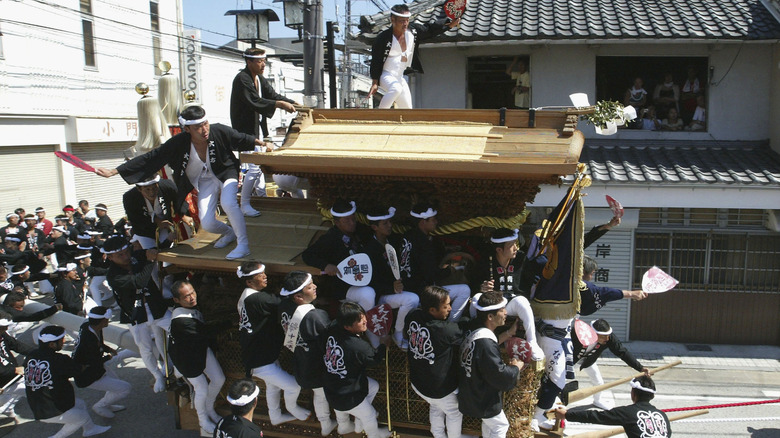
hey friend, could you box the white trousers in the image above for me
[129,311,171,381]
[240,163,267,209]
[538,318,573,391]
[88,369,132,409]
[272,174,309,198]
[197,177,248,247]
[378,291,420,335]
[412,385,462,438]
[378,71,412,109]
[346,286,375,312]
[251,360,308,422]
[442,284,470,322]
[40,398,96,438]
[312,387,332,424]
[481,410,509,438]
[87,275,112,307]
[0,379,24,417]
[184,348,225,428]
[334,377,385,438]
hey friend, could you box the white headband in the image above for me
[227,385,260,406]
[35,208,45,213]
[77,234,91,240]
[591,320,613,336]
[237,264,265,278]
[410,208,437,219]
[243,53,267,59]
[366,207,396,221]
[630,378,656,393]
[136,174,161,187]
[75,254,91,260]
[330,201,356,218]
[491,229,519,244]
[280,274,313,296]
[0,319,12,326]
[87,308,112,319]
[4,237,20,243]
[102,244,129,254]
[6,214,19,220]
[77,245,93,250]
[178,115,208,126]
[95,206,107,211]
[472,296,508,312]
[11,266,29,276]
[86,230,103,236]
[39,331,66,342]
[57,263,77,272]
[391,10,411,17]
[52,226,67,233]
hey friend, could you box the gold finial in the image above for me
[135,82,150,96]
[183,90,197,102]
[158,60,172,74]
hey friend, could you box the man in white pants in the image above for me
[24,325,111,437]
[168,281,225,434]
[367,4,459,108]
[0,311,29,422]
[104,236,171,394]
[323,301,391,438]
[97,105,265,260]
[72,306,132,418]
[236,262,310,425]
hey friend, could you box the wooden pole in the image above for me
[567,360,682,405]
[567,409,709,438]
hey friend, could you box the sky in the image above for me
[181,0,383,48]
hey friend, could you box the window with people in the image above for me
[596,57,707,132]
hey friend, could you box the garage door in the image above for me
[71,142,134,220]
[0,145,62,214]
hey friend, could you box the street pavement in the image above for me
[3,306,778,437]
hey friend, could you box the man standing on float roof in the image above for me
[96,105,262,260]
[230,47,298,217]
[368,4,459,109]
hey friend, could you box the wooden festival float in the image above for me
[157,107,594,437]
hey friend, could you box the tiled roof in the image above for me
[399,0,780,42]
[573,140,780,185]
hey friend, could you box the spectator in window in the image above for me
[623,77,647,110]
[506,57,531,109]
[652,72,679,119]
[660,107,684,131]
[638,106,660,131]
[686,95,706,131]
[680,66,702,122]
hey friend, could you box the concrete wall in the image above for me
[418,41,775,141]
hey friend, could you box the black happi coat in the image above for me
[22,228,47,253]
[580,281,624,316]
[54,278,82,315]
[397,227,445,294]
[168,307,210,378]
[566,401,672,438]
[24,346,79,420]
[457,328,519,418]
[122,179,177,240]
[237,288,283,372]
[72,321,111,387]
[214,414,264,438]
[3,303,58,323]
[322,325,386,412]
[95,215,114,238]
[106,252,170,324]
[302,225,367,299]
[116,123,256,215]
[0,332,32,386]
[369,20,451,80]
[404,309,465,399]
[572,330,643,372]
[230,67,295,138]
[278,299,330,389]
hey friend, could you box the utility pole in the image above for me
[326,21,337,108]
[343,0,352,107]
[303,0,324,107]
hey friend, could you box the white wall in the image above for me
[418,41,775,141]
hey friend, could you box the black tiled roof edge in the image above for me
[570,139,780,185]
[360,0,780,43]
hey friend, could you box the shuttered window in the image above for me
[71,142,133,220]
[0,145,63,214]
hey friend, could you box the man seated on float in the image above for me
[278,271,337,436]
[302,199,374,306]
[404,286,466,438]
[122,174,179,250]
[97,105,263,260]
[397,202,470,321]
[236,262,310,425]
[168,280,225,434]
[457,291,522,438]
[364,205,419,349]
[104,236,171,394]
[323,301,391,438]
[472,227,543,361]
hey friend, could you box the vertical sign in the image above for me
[180,29,201,101]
